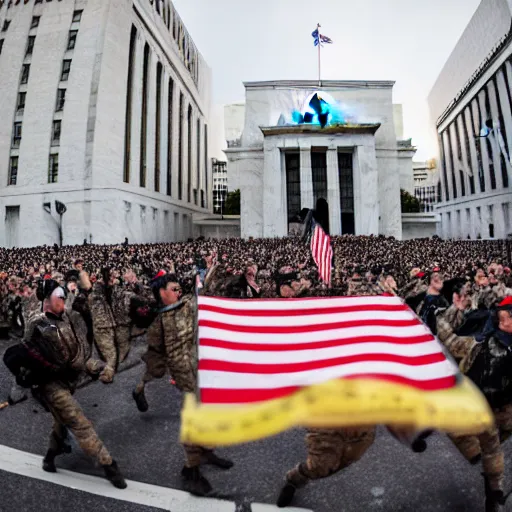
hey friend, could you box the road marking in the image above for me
[0,445,311,512]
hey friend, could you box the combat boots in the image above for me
[181,466,212,496]
[42,433,72,473]
[103,460,127,489]
[484,475,505,512]
[277,482,297,508]
[132,388,149,412]
[202,450,234,469]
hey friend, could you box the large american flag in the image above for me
[310,220,333,286]
[197,294,458,405]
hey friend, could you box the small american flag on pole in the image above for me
[180,295,493,446]
[310,219,333,286]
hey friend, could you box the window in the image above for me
[67,30,77,50]
[61,60,71,81]
[285,152,301,229]
[123,25,137,184]
[26,36,35,56]
[56,88,66,111]
[17,92,26,112]
[12,122,22,148]
[187,105,192,202]
[51,120,61,146]
[31,16,40,29]
[140,43,150,188]
[2,20,10,32]
[21,64,30,84]
[338,152,355,235]
[72,10,83,22]
[48,154,59,183]
[8,157,18,186]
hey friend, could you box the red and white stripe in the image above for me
[311,223,332,286]
[197,295,458,405]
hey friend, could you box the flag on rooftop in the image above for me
[312,28,333,46]
[180,295,492,447]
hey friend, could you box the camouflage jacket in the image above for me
[466,329,512,409]
[471,285,499,310]
[436,305,478,369]
[146,295,197,393]
[89,282,116,330]
[399,279,428,300]
[347,278,383,297]
[110,285,137,328]
[24,308,90,375]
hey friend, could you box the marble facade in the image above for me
[225,80,413,240]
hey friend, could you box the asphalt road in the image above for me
[1,336,512,512]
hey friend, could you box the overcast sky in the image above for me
[172,0,481,160]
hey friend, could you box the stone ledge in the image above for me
[260,123,381,136]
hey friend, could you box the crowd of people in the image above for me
[1,234,512,510]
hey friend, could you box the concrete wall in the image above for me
[228,81,404,239]
[0,0,214,248]
[428,0,511,122]
[224,103,245,144]
[401,213,440,240]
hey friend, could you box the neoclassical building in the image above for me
[225,80,416,240]
[0,0,212,247]
[428,0,512,239]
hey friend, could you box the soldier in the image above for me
[437,295,512,511]
[415,267,449,335]
[3,279,127,488]
[399,267,428,300]
[277,273,379,508]
[132,271,233,496]
[88,267,133,383]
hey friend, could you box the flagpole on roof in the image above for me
[317,23,321,87]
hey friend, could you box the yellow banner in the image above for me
[180,377,493,447]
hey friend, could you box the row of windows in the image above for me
[441,202,510,239]
[440,59,512,202]
[1,9,81,32]
[5,10,81,186]
[146,0,199,84]
[124,26,208,208]
[10,119,61,148]
[284,150,355,234]
[8,154,58,185]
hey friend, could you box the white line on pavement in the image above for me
[0,445,311,512]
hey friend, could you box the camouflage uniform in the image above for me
[110,284,137,363]
[436,309,512,495]
[88,282,117,382]
[281,279,381,499]
[26,310,113,467]
[399,278,428,300]
[133,295,208,465]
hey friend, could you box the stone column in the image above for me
[326,148,341,235]
[477,91,493,192]
[353,143,379,235]
[160,70,169,199]
[468,101,483,194]
[449,124,462,198]
[441,131,455,200]
[457,114,472,196]
[487,80,504,189]
[263,139,286,237]
[299,147,314,209]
